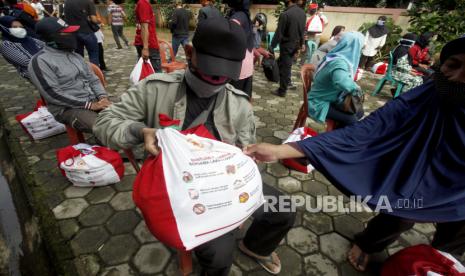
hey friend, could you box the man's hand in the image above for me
[142,128,159,156]
[243,143,279,163]
[142,47,150,61]
[90,99,112,111]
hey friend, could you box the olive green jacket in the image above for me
[93,70,256,150]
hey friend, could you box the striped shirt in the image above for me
[0,38,44,80]
[107,4,125,26]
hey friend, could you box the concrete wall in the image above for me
[97,4,410,41]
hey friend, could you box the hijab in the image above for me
[317,32,364,77]
[368,16,389,38]
[0,15,40,54]
[416,32,434,49]
[392,33,417,65]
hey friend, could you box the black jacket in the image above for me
[171,7,190,36]
[270,4,306,51]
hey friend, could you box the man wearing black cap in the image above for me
[28,17,110,134]
[94,17,295,275]
[269,0,306,97]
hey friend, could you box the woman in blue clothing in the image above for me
[308,32,364,127]
[0,15,43,80]
[244,36,465,272]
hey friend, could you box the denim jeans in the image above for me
[171,35,189,57]
[111,25,129,49]
[75,32,100,66]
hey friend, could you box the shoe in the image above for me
[288,82,297,90]
[102,68,112,72]
[273,90,286,97]
[116,46,123,49]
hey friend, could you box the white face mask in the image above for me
[377,20,385,26]
[9,27,27,39]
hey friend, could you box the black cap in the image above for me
[440,35,465,65]
[35,17,79,38]
[192,17,246,80]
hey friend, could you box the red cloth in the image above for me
[381,245,465,276]
[140,60,155,81]
[134,0,159,50]
[409,44,430,66]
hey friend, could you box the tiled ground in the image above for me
[0,29,436,276]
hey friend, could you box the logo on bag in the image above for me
[239,192,249,203]
[193,203,206,215]
[182,171,194,183]
[78,148,97,155]
[233,179,245,190]
[187,137,213,151]
[226,165,236,175]
[188,189,199,200]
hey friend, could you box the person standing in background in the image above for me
[64,0,100,66]
[269,0,306,97]
[134,0,161,72]
[31,0,46,20]
[107,0,128,49]
[169,1,189,57]
[94,27,108,71]
[359,15,388,70]
[41,0,56,17]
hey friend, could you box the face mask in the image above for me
[50,33,77,51]
[9,27,27,39]
[377,20,385,26]
[184,68,227,98]
[435,71,465,107]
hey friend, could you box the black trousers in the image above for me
[359,55,374,70]
[354,213,465,257]
[194,184,296,276]
[277,46,298,94]
[98,43,107,71]
[230,76,253,99]
[326,105,363,127]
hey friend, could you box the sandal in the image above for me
[347,244,369,272]
[238,240,281,275]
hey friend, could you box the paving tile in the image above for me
[303,211,334,235]
[278,176,302,194]
[99,234,139,266]
[287,226,318,255]
[64,186,93,198]
[320,233,351,263]
[106,210,140,235]
[71,226,109,255]
[134,221,157,243]
[110,191,135,211]
[303,253,338,275]
[86,186,116,204]
[132,243,171,274]
[79,204,114,227]
[53,198,89,219]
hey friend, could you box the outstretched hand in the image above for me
[243,143,279,163]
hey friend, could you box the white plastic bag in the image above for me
[129,57,155,85]
[16,105,66,140]
[133,127,264,250]
[281,127,316,173]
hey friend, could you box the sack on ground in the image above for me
[371,62,388,75]
[130,58,155,85]
[56,143,124,187]
[133,126,264,250]
[15,100,66,140]
[381,244,465,276]
[262,56,280,82]
[281,127,317,173]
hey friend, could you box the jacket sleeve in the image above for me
[331,68,358,94]
[271,13,286,49]
[236,102,256,148]
[93,83,152,150]
[28,55,92,109]
[84,62,107,99]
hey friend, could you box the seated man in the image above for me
[93,17,295,276]
[28,17,111,133]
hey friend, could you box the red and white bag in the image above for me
[133,126,264,250]
[15,100,66,140]
[381,244,465,276]
[57,144,124,187]
[129,57,155,85]
[371,62,388,74]
[281,127,317,173]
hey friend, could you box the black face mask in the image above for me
[48,33,77,51]
[434,71,465,107]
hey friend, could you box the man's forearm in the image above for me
[141,23,149,49]
[276,143,305,159]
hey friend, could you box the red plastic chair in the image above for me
[293,64,337,132]
[159,40,187,73]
